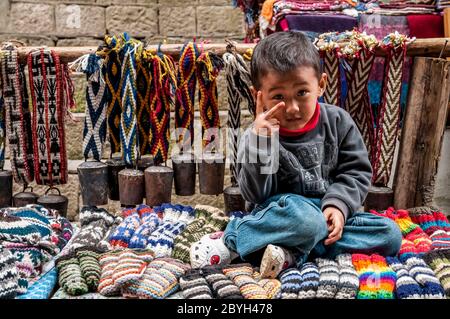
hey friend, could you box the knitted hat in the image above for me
[0,211,43,245]
[190,232,231,268]
[9,207,52,238]
[0,246,19,299]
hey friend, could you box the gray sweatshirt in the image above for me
[236,103,372,221]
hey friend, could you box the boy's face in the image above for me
[255,66,327,131]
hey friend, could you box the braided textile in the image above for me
[149,52,176,164]
[223,51,254,185]
[28,49,68,185]
[175,42,199,151]
[341,34,377,156]
[196,52,224,150]
[119,36,140,166]
[321,49,341,107]
[1,47,34,184]
[0,91,4,170]
[136,57,152,156]
[97,35,123,155]
[82,54,107,161]
[372,33,411,186]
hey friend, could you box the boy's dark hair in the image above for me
[251,31,321,89]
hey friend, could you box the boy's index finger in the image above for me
[255,91,264,116]
[264,101,286,120]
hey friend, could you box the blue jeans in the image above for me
[223,193,402,266]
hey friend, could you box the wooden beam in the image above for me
[14,38,450,64]
[393,57,450,209]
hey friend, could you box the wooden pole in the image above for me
[393,57,450,209]
[14,38,450,64]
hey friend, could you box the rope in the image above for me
[196,51,224,151]
[28,48,68,185]
[1,45,34,184]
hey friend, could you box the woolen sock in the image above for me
[202,265,243,299]
[222,263,268,299]
[259,244,295,279]
[179,268,213,299]
[75,247,102,292]
[112,248,154,287]
[0,247,18,299]
[128,211,160,249]
[352,254,378,299]
[409,206,442,235]
[405,255,446,298]
[98,250,122,296]
[431,210,450,232]
[398,239,419,262]
[161,204,182,223]
[2,242,43,280]
[279,268,303,299]
[409,207,450,250]
[148,221,188,257]
[172,210,228,263]
[394,209,432,254]
[109,208,141,249]
[370,254,396,299]
[298,262,320,299]
[172,206,211,248]
[315,258,340,299]
[124,258,190,299]
[56,252,88,296]
[335,254,359,299]
[423,250,450,297]
[258,278,281,299]
[386,256,423,299]
[50,216,73,251]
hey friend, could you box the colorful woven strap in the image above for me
[149,52,175,165]
[223,51,253,185]
[1,46,34,184]
[175,42,199,151]
[196,52,224,150]
[82,54,108,161]
[28,48,68,185]
[0,90,4,170]
[119,36,140,166]
[98,35,123,156]
[136,57,152,156]
[373,33,411,186]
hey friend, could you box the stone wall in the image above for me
[1,0,248,220]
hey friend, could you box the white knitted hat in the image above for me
[190,231,231,268]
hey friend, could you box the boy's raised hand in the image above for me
[323,206,345,245]
[253,91,285,136]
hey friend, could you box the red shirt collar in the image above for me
[279,102,321,137]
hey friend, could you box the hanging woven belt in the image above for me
[372,33,412,186]
[97,35,124,156]
[1,45,34,184]
[0,90,4,170]
[28,48,68,185]
[223,48,254,185]
[196,51,224,151]
[175,42,199,152]
[136,53,153,156]
[80,53,108,161]
[317,36,341,107]
[119,35,141,166]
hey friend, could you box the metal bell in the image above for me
[13,186,39,207]
[198,153,225,195]
[172,152,196,196]
[106,158,126,201]
[77,161,109,206]
[0,170,12,208]
[223,185,246,215]
[144,166,173,207]
[137,155,154,172]
[364,186,394,212]
[118,168,145,206]
[37,187,69,217]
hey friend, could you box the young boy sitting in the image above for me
[195,31,402,278]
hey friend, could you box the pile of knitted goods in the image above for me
[0,204,74,299]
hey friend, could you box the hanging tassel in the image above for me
[373,32,413,186]
[175,42,199,151]
[97,35,124,156]
[82,53,108,161]
[196,51,224,151]
[28,48,68,185]
[0,90,4,170]
[1,46,34,184]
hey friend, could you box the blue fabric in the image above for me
[224,193,402,266]
[16,268,57,299]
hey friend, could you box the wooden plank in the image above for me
[393,57,450,209]
[13,38,450,64]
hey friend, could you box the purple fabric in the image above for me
[285,14,358,33]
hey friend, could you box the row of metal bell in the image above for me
[0,170,69,216]
[77,153,246,213]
